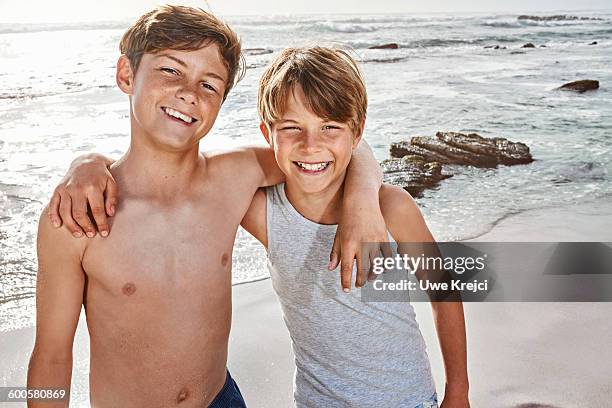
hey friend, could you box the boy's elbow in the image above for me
[28,347,73,396]
[29,344,73,370]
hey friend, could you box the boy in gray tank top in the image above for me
[241,46,470,407]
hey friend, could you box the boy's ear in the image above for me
[259,122,273,147]
[116,55,134,95]
[352,119,366,149]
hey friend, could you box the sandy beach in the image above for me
[228,198,612,407]
[1,198,610,407]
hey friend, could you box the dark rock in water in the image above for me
[589,41,598,45]
[386,132,534,195]
[493,45,507,50]
[369,43,399,50]
[540,44,547,47]
[412,135,500,167]
[390,132,534,167]
[557,79,599,93]
[244,48,273,56]
[522,43,536,48]
[363,56,409,64]
[517,14,603,21]
[511,51,526,54]
[391,141,455,163]
[435,132,534,166]
[381,156,451,197]
[484,45,494,49]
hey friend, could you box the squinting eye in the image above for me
[161,67,179,75]
[280,126,300,131]
[202,83,217,93]
[323,125,340,130]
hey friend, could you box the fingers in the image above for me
[88,191,109,237]
[104,176,118,217]
[58,191,84,238]
[355,247,372,288]
[48,190,62,228]
[328,233,340,271]
[380,240,393,260]
[71,191,96,238]
[340,253,355,293]
[368,246,383,282]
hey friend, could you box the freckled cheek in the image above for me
[273,140,294,169]
[132,79,165,108]
[331,142,353,170]
[200,100,223,121]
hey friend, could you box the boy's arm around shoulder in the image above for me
[240,188,268,249]
[208,145,284,191]
[27,207,87,407]
[380,185,470,407]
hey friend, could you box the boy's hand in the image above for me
[48,153,116,238]
[330,200,391,292]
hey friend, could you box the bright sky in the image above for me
[1,0,609,23]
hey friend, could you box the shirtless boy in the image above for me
[28,6,385,407]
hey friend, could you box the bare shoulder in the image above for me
[379,184,434,243]
[37,206,87,260]
[204,145,267,173]
[204,145,281,188]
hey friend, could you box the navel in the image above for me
[176,387,189,403]
[221,253,230,267]
[122,282,136,296]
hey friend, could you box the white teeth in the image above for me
[296,161,330,171]
[163,107,194,124]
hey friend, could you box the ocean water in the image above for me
[1,11,611,331]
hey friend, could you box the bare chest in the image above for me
[81,198,239,301]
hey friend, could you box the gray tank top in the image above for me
[265,183,436,408]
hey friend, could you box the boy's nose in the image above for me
[175,85,197,105]
[300,131,322,153]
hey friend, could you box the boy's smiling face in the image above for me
[262,85,362,195]
[117,43,229,151]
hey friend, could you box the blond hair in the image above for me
[258,46,367,134]
[120,4,245,100]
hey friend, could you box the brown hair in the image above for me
[258,46,367,135]
[119,4,245,100]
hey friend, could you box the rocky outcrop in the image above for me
[484,45,507,50]
[369,43,399,50]
[381,156,451,197]
[517,15,603,21]
[390,132,534,167]
[557,80,599,92]
[522,42,536,48]
[590,41,598,45]
[384,132,534,195]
